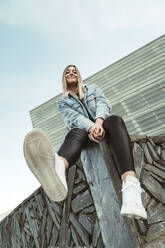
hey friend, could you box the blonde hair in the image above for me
[62,65,84,100]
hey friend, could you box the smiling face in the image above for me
[65,66,78,85]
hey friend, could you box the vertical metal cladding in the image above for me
[30,35,165,151]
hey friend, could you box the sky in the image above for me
[0,0,165,215]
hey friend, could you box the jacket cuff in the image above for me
[95,112,107,120]
[81,117,94,132]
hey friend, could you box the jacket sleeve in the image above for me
[57,98,95,132]
[94,84,112,120]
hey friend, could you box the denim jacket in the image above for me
[56,84,112,132]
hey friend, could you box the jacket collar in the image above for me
[64,83,88,98]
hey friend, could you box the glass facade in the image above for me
[30,35,165,151]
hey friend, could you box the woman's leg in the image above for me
[57,128,89,169]
[23,128,88,202]
[103,115,147,219]
[23,129,69,202]
[103,115,135,180]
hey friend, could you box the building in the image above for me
[30,35,165,151]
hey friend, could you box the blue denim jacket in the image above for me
[56,84,112,132]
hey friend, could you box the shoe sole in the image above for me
[23,129,68,202]
[121,207,147,220]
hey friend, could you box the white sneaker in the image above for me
[120,175,147,219]
[23,129,68,202]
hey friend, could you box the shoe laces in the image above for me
[121,182,144,194]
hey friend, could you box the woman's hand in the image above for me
[88,132,100,143]
[88,118,105,143]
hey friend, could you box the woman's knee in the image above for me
[58,128,88,167]
[103,115,124,130]
[66,128,88,142]
[69,128,88,136]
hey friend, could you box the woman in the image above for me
[23,65,147,219]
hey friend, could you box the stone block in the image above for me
[146,142,159,161]
[147,203,165,225]
[151,136,165,144]
[143,235,165,248]
[140,143,152,164]
[144,163,165,180]
[71,190,93,214]
[141,169,165,204]
[161,150,165,161]
[146,221,165,242]
[133,142,145,179]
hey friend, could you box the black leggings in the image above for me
[57,115,135,176]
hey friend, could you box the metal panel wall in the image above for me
[30,35,165,151]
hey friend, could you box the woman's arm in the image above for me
[88,117,105,142]
[57,98,95,132]
[88,84,112,142]
[94,84,112,121]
